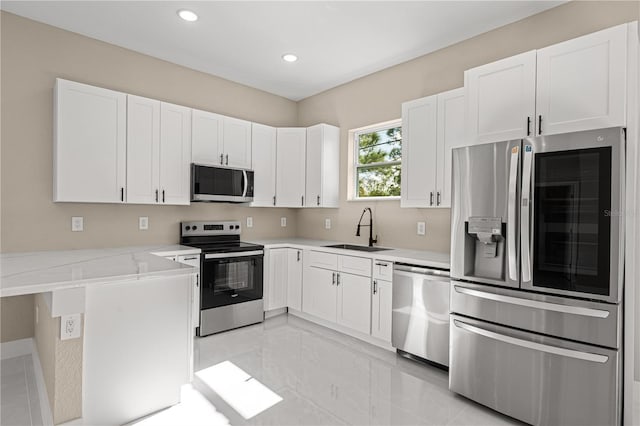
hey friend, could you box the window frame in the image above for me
[351,119,402,201]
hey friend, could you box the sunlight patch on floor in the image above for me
[195,360,283,419]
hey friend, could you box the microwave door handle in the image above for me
[521,145,533,283]
[242,170,248,198]
[507,145,519,282]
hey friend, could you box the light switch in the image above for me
[71,217,83,232]
[280,217,287,227]
[139,216,149,230]
[325,218,331,229]
[247,217,253,228]
[417,221,426,236]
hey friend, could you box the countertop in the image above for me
[0,245,200,297]
[249,238,450,270]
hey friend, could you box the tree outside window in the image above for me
[355,124,402,198]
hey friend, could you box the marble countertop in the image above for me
[249,238,450,270]
[0,245,200,297]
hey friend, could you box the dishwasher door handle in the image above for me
[394,266,450,278]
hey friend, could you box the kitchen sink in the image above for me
[323,244,391,252]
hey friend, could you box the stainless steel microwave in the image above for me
[191,164,254,203]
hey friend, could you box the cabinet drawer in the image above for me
[372,260,393,280]
[338,255,371,277]
[307,250,338,270]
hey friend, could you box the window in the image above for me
[353,121,402,198]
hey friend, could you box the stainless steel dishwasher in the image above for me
[392,263,450,367]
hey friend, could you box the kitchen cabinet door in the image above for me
[54,78,126,203]
[276,128,306,207]
[126,95,160,204]
[160,102,191,205]
[250,123,277,207]
[192,109,223,166]
[287,248,303,311]
[336,272,371,335]
[536,23,627,136]
[222,116,252,169]
[302,266,337,322]
[436,88,465,208]
[306,124,340,208]
[266,248,288,311]
[464,50,536,145]
[371,279,392,342]
[401,95,438,208]
[176,254,201,330]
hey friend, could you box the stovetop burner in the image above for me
[179,220,263,254]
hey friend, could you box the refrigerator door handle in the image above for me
[453,319,609,363]
[521,145,533,283]
[507,146,519,281]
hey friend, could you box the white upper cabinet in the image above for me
[54,79,127,203]
[535,23,627,136]
[250,123,277,207]
[159,102,191,205]
[465,23,630,144]
[465,50,537,145]
[222,116,252,169]
[191,109,223,166]
[305,124,340,208]
[276,128,307,207]
[401,95,438,208]
[126,95,161,204]
[436,88,465,208]
[192,111,251,169]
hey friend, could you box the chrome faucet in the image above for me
[356,207,377,247]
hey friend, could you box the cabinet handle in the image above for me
[121,187,124,202]
[317,195,320,206]
[375,262,388,267]
[220,154,224,164]
[373,280,377,295]
[297,251,301,262]
[162,190,165,203]
[437,191,441,206]
[336,273,340,286]
[429,191,434,206]
[332,272,336,285]
[225,154,229,165]
[538,115,542,135]
[155,189,159,203]
[183,256,198,261]
[301,195,304,206]
[526,116,532,136]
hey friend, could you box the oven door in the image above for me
[521,127,624,303]
[201,251,263,309]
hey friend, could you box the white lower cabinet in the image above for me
[287,248,303,310]
[176,254,201,330]
[371,279,392,342]
[336,272,371,334]
[265,248,288,311]
[303,266,338,321]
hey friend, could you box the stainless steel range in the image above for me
[449,127,625,425]
[180,221,264,336]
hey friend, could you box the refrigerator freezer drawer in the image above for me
[450,281,620,349]
[449,314,620,426]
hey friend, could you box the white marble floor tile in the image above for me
[194,314,522,426]
[1,354,43,426]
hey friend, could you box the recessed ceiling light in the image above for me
[177,9,198,22]
[282,54,298,63]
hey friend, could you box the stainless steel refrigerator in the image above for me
[449,127,625,426]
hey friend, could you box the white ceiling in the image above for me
[1,1,564,101]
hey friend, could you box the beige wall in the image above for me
[0,295,34,342]
[296,1,639,252]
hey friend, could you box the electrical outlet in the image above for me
[60,313,81,340]
[417,221,426,236]
[71,217,83,232]
[246,217,253,228]
[280,217,287,227]
[325,218,331,229]
[139,216,149,230]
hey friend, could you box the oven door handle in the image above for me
[204,250,263,259]
[242,170,248,198]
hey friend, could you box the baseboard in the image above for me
[288,309,395,352]
[0,337,34,359]
[264,308,287,319]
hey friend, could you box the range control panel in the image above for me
[181,221,241,237]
